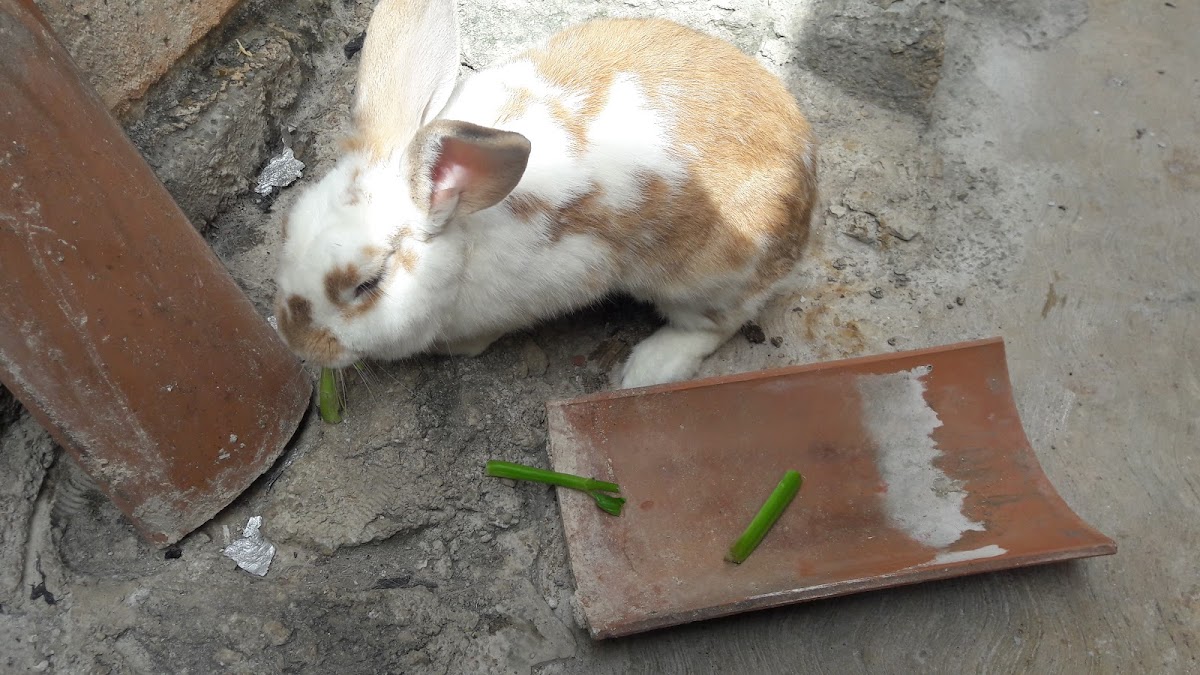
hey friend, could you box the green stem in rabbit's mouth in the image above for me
[318,367,343,424]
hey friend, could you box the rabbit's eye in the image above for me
[354,274,383,298]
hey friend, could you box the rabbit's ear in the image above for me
[351,0,461,157]
[406,120,531,227]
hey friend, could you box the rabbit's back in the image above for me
[443,16,816,310]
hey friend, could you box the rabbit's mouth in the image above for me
[309,349,360,371]
[274,295,353,368]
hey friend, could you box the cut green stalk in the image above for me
[486,460,619,492]
[318,367,343,424]
[588,490,627,517]
[485,460,625,516]
[726,470,803,564]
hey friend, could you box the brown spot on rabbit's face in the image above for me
[277,295,345,365]
[326,246,400,318]
[395,249,418,274]
[390,226,414,245]
[283,295,311,328]
[388,227,418,273]
[324,263,361,306]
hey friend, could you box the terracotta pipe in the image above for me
[0,0,311,546]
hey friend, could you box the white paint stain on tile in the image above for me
[931,544,1007,564]
[858,365,985,549]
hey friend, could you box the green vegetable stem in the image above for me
[485,460,626,516]
[726,470,804,564]
[318,367,343,424]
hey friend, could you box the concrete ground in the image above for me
[2,0,1197,672]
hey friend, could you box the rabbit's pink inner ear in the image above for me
[421,122,531,222]
[429,161,469,213]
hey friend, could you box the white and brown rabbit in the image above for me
[274,0,818,389]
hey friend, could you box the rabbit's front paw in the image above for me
[618,326,727,389]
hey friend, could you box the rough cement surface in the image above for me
[2,0,1198,672]
[34,0,244,117]
[120,0,346,232]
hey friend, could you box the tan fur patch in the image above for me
[338,133,364,154]
[547,98,588,155]
[340,131,397,165]
[389,226,414,248]
[345,167,364,205]
[545,173,756,294]
[277,295,344,364]
[505,193,551,222]
[388,227,418,272]
[394,248,418,273]
[523,18,817,325]
[496,87,533,124]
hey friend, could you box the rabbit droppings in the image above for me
[274,0,818,389]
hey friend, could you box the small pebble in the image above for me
[124,588,151,607]
[263,620,292,646]
[214,648,243,666]
[955,296,965,306]
[887,337,898,346]
[869,287,884,299]
[740,322,766,345]
[770,336,783,348]
[343,31,366,59]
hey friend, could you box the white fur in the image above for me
[584,74,682,211]
[619,325,728,388]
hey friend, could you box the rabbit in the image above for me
[273,0,818,389]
